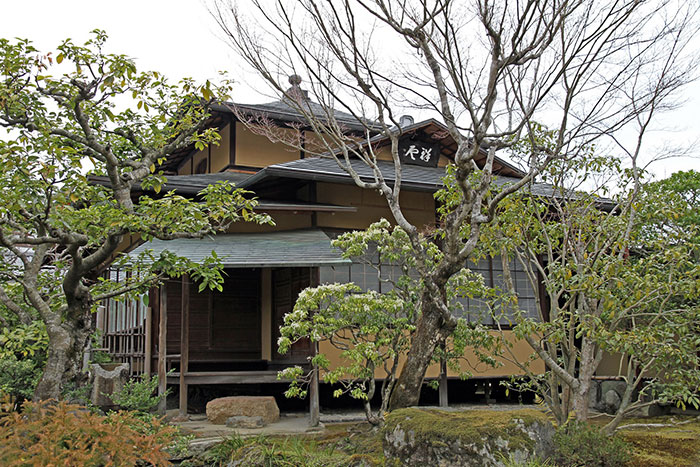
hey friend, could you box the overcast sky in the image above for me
[2,0,699,179]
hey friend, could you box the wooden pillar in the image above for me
[144,306,152,377]
[157,283,167,415]
[178,274,190,419]
[309,341,320,427]
[439,355,449,407]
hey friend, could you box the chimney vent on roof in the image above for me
[287,74,309,101]
[399,115,414,127]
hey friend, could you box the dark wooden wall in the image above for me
[271,267,313,363]
[164,268,262,362]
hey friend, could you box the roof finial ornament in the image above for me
[286,74,308,101]
[399,115,415,127]
[289,74,303,86]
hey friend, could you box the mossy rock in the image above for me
[382,407,554,466]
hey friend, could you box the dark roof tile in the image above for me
[128,229,350,268]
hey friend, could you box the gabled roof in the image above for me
[239,156,561,198]
[213,99,372,134]
[356,118,526,178]
[161,98,375,173]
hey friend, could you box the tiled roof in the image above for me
[88,173,251,195]
[240,156,556,197]
[219,99,374,133]
[128,229,350,268]
[87,173,357,212]
[240,156,615,208]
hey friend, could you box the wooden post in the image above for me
[309,341,320,427]
[178,274,190,419]
[439,355,449,407]
[144,306,152,377]
[157,283,167,415]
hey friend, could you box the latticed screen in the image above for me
[319,252,540,327]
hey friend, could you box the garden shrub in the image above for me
[0,399,179,466]
[0,321,48,362]
[0,356,42,401]
[109,374,167,413]
[199,433,376,467]
[61,379,94,406]
[0,322,48,401]
[552,421,631,467]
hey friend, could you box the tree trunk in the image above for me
[572,379,591,422]
[34,307,93,401]
[572,336,598,422]
[388,301,454,410]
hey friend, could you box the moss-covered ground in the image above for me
[187,411,700,466]
[591,415,700,467]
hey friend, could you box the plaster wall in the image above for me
[318,331,544,379]
[178,123,231,174]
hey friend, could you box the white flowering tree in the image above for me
[277,219,498,425]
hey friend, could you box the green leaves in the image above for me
[0,32,261,397]
[487,130,700,425]
[0,322,48,361]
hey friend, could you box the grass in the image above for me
[191,423,383,466]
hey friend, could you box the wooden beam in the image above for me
[178,274,190,419]
[157,283,167,415]
[229,117,236,166]
[144,306,152,376]
[166,371,284,385]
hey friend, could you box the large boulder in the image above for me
[383,408,554,466]
[206,396,280,425]
[595,380,627,414]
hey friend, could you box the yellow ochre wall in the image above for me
[316,182,436,229]
[178,124,231,175]
[226,211,313,233]
[318,331,544,380]
[596,352,629,377]
[235,125,300,168]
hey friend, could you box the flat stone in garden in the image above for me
[226,415,266,429]
[206,396,280,425]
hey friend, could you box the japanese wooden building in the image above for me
[95,79,594,417]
